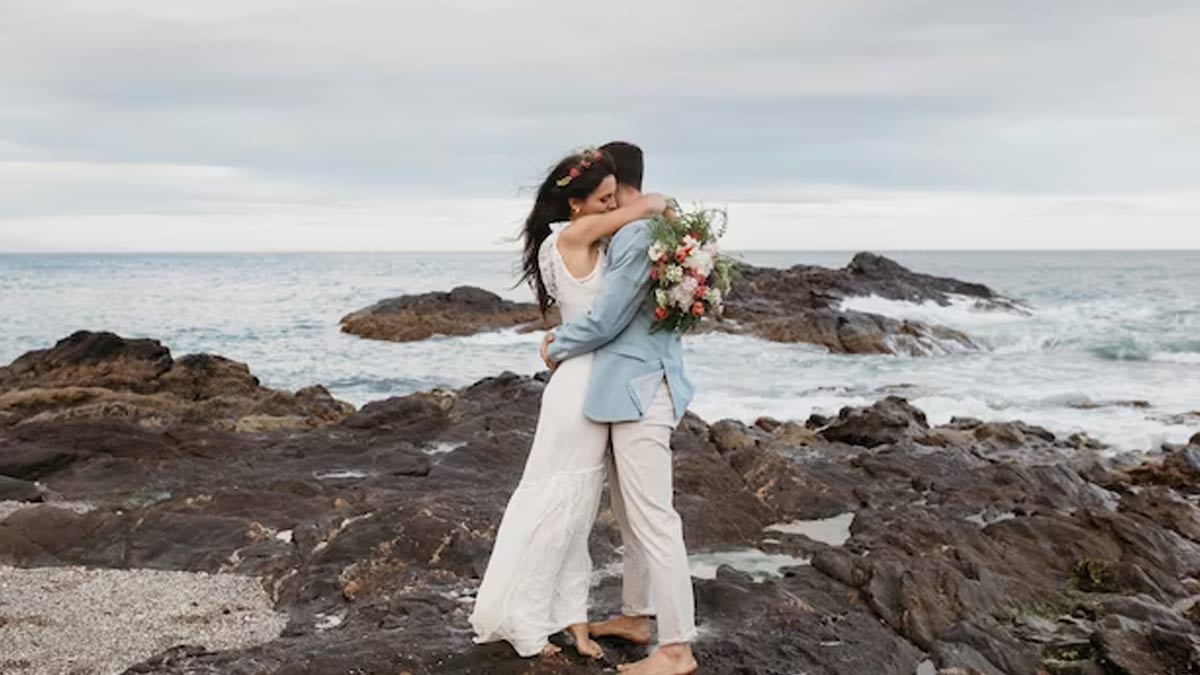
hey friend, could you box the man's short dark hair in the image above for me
[599,141,644,191]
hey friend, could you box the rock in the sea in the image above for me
[339,286,557,342]
[339,254,1024,357]
[712,253,1028,355]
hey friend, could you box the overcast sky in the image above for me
[2,0,1198,251]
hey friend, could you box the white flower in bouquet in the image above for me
[684,249,714,277]
[704,287,722,305]
[655,289,669,307]
[648,241,667,262]
[665,264,684,283]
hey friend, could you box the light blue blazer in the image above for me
[546,219,694,423]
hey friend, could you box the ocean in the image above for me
[1,250,1196,452]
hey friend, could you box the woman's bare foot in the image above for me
[617,644,698,675]
[588,614,652,644]
[539,643,562,658]
[567,622,605,660]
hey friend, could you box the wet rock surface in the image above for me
[339,286,557,343]
[711,252,1028,355]
[1,334,1198,674]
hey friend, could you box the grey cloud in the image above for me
[1,0,1198,220]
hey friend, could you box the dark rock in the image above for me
[0,330,172,393]
[1093,597,1200,675]
[821,396,929,448]
[0,331,354,432]
[709,253,1027,355]
[3,337,1199,675]
[0,438,82,481]
[339,286,557,343]
[1126,446,1200,491]
[708,419,758,454]
[806,413,831,429]
[0,475,42,501]
[753,416,782,432]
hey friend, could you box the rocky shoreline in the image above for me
[338,253,1028,356]
[1,331,1199,674]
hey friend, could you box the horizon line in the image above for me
[3,247,1200,255]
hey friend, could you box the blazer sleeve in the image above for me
[546,220,654,363]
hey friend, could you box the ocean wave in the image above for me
[838,293,1033,329]
[990,333,1062,354]
[324,375,427,392]
[1150,351,1200,365]
[1091,339,1200,363]
[1089,342,1154,362]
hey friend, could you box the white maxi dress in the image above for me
[468,227,611,656]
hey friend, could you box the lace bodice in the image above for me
[538,225,605,323]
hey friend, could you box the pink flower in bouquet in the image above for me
[691,301,705,316]
[669,284,694,309]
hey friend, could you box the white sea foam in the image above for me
[1151,351,1200,365]
[839,293,1032,329]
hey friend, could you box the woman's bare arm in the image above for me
[558,194,667,249]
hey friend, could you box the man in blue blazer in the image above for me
[542,142,698,675]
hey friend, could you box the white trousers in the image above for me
[607,380,698,645]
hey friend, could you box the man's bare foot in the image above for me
[588,614,652,645]
[539,643,562,658]
[617,645,698,675]
[567,622,605,660]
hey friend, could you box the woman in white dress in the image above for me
[468,148,668,659]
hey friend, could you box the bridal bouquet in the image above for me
[646,202,735,333]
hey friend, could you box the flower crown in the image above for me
[555,147,604,188]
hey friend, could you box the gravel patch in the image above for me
[0,564,287,675]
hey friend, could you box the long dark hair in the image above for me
[519,149,615,315]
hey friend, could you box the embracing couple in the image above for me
[468,142,699,675]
